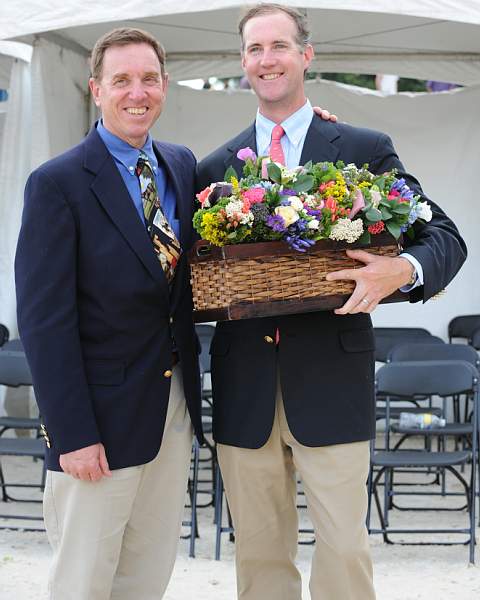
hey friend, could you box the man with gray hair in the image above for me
[16,27,203,599]
[197,4,466,599]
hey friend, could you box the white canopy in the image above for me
[1,0,480,84]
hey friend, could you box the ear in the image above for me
[303,44,314,71]
[89,77,101,107]
[163,72,169,95]
[241,52,247,72]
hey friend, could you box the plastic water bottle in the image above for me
[398,412,446,429]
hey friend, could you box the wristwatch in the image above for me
[406,266,417,286]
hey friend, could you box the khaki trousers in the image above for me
[217,375,375,600]
[43,365,193,600]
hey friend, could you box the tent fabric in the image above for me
[2,0,480,39]
[0,54,31,337]
[0,42,32,89]
[1,1,480,84]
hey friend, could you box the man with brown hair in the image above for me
[197,3,466,599]
[15,28,203,599]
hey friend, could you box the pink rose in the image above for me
[196,185,214,207]
[242,188,265,205]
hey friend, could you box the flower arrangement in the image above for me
[193,149,432,252]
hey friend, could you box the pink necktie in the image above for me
[270,124,286,165]
[270,124,285,346]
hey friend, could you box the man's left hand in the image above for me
[326,250,415,314]
[312,106,338,122]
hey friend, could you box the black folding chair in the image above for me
[0,324,9,348]
[373,327,434,363]
[367,360,478,563]
[448,315,480,344]
[0,349,45,531]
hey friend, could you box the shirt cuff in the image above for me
[399,252,424,292]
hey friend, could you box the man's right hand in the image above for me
[59,443,112,482]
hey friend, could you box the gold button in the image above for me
[169,316,173,324]
[264,335,274,344]
[163,370,173,378]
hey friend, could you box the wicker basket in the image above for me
[188,233,404,322]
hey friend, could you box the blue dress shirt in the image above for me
[255,101,423,290]
[96,121,180,239]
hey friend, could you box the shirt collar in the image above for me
[96,119,158,176]
[255,99,314,148]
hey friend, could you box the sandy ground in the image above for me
[0,439,479,599]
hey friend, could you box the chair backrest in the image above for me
[471,327,480,351]
[0,323,9,348]
[195,324,216,375]
[0,350,33,387]
[448,314,480,342]
[376,360,478,398]
[388,342,479,367]
[374,328,441,363]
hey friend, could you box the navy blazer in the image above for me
[16,127,203,471]
[197,116,467,449]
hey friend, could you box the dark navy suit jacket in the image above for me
[197,116,467,449]
[16,126,203,471]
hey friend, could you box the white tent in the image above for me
[2,0,480,84]
[0,1,479,339]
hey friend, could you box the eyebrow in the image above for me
[246,38,291,49]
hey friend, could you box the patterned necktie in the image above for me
[270,124,286,165]
[135,151,181,283]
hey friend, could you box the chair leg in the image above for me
[189,439,200,559]
[214,467,223,560]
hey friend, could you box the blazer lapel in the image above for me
[300,116,341,165]
[84,128,169,287]
[153,142,191,250]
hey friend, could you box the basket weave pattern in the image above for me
[190,243,398,311]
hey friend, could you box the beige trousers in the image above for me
[217,376,375,600]
[43,365,193,600]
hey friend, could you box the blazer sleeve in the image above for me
[369,133,467,302]
[15,168,101,454]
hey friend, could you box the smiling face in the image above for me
[89,42,168,148]
[241,11,313,122]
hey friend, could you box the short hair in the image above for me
[90,27,166,80]
[238,3,311,51]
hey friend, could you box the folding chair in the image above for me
[367,360,478,563]
[0,324,9,347]
[373,327,435,363]
[0,349,45,531]
[448,314,480,344]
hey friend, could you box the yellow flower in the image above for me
[201,213,228,246]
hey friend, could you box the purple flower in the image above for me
[280,188,297,196]
[266,214,287,232]
[237,147,257,162]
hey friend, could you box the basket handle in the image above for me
[196,243,212,257]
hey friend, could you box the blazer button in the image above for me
[264,335,274,344]
[163,369,173,378]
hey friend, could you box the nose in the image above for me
[128,79,148,100]
[260,48,277,67]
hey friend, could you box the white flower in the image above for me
[307,219,320,230]
[289,196,304,211]
[275,205,299,227]
[329,218,364,243]
[303,194,316,207]
[225,199,253,225]
[416,201,432,222]
[370,189,382,209]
